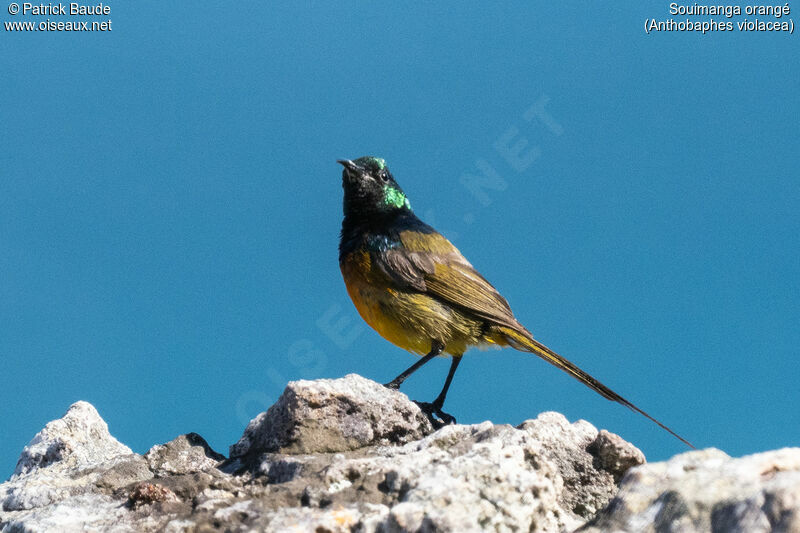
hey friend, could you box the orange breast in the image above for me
[340,250,432,354]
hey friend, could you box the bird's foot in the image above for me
[414,401,457,429]
[383,380,401,390]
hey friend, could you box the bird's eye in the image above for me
[379,171,389,182]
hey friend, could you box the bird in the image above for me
[337,156,693,448]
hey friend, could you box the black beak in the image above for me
[337,159,360,172]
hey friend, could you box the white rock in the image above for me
[1,402,149,515]
[230,373,433,457]
[0,378,654,533]
[580,447,800,532]
[13,401,131,477]
[0,493,135,533]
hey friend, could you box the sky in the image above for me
[2,3,798,477]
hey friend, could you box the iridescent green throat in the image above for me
[384,185,411,209]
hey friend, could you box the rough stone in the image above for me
[9,375,792,532]
[579,447,800,533]
[519,412,646,519]
[127,482,180,509]
[0,402,151,514]
[12,401,132,477]
[587,430,647,482]
[229,374,434,458]
[144,433,225,477]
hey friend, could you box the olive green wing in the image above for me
[373,229,522,329]
[424,260,520,329]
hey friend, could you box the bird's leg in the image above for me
[431,354,462,411]
[383,340,444,389]
[415,354,462,428]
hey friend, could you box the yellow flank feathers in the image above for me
[340,249,486,357]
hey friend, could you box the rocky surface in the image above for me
[229,375,433,458]
[580,447,800,533]
[1,374,795,532]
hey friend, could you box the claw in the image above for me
[414,401,457,429]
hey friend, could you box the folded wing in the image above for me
[372,228,522,331]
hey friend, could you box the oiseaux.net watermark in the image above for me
[5,2,112,32]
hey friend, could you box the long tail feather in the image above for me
[499,326,695,449]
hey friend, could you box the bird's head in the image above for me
[338,156,411,219]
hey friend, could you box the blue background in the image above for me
[2,3,798,477]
